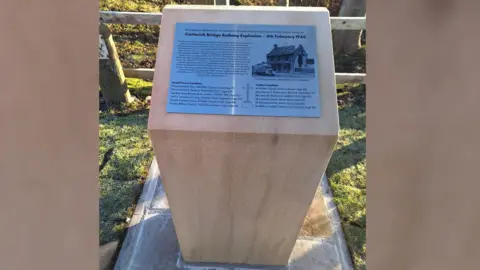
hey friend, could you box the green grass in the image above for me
[327,84,366,270]
[126,77,153,99]
[99,108,153,245]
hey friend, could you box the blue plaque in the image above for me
[166,23,320,118]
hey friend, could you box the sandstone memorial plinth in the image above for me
[148,5,339,266]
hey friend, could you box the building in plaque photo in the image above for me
[267,44,314,73]
[252,43,316,78]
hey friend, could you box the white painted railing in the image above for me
[99,11,366,30]
[99,11,366,84]
[122,68,365,84]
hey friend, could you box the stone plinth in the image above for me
[148,5,338,266]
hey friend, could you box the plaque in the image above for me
[166,23,321,118]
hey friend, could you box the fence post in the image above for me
[99,23,133,105]
[194,0,215,4]
[332,0,366,55]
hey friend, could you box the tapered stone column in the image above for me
[148,5,338,266]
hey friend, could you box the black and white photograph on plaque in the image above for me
[251,42,316,80]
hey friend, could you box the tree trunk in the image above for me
[333,0,366,55]
[99,23,133,105]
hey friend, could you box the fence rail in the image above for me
[123,68,365,84]
[99,11,366,30]
[99,11,366,84]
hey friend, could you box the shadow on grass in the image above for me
[328,84,366,175]
[339,108,365,131]
[328,137,366,177]
[342,213,367,270]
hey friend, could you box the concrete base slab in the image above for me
[100,241,119,269]
[114,158,353,270]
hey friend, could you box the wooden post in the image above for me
[194,0,215,4]
[277,0,287,6]
[99,23,133,105]
[332,0,366,55]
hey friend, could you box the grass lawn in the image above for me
[99,108,153,245]
[328,84,366,270]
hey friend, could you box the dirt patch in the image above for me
[299,188,332,238]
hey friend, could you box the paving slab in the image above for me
[100,241,119,269]
[114,158,353,270]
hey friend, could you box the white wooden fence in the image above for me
[99,11,366,84]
